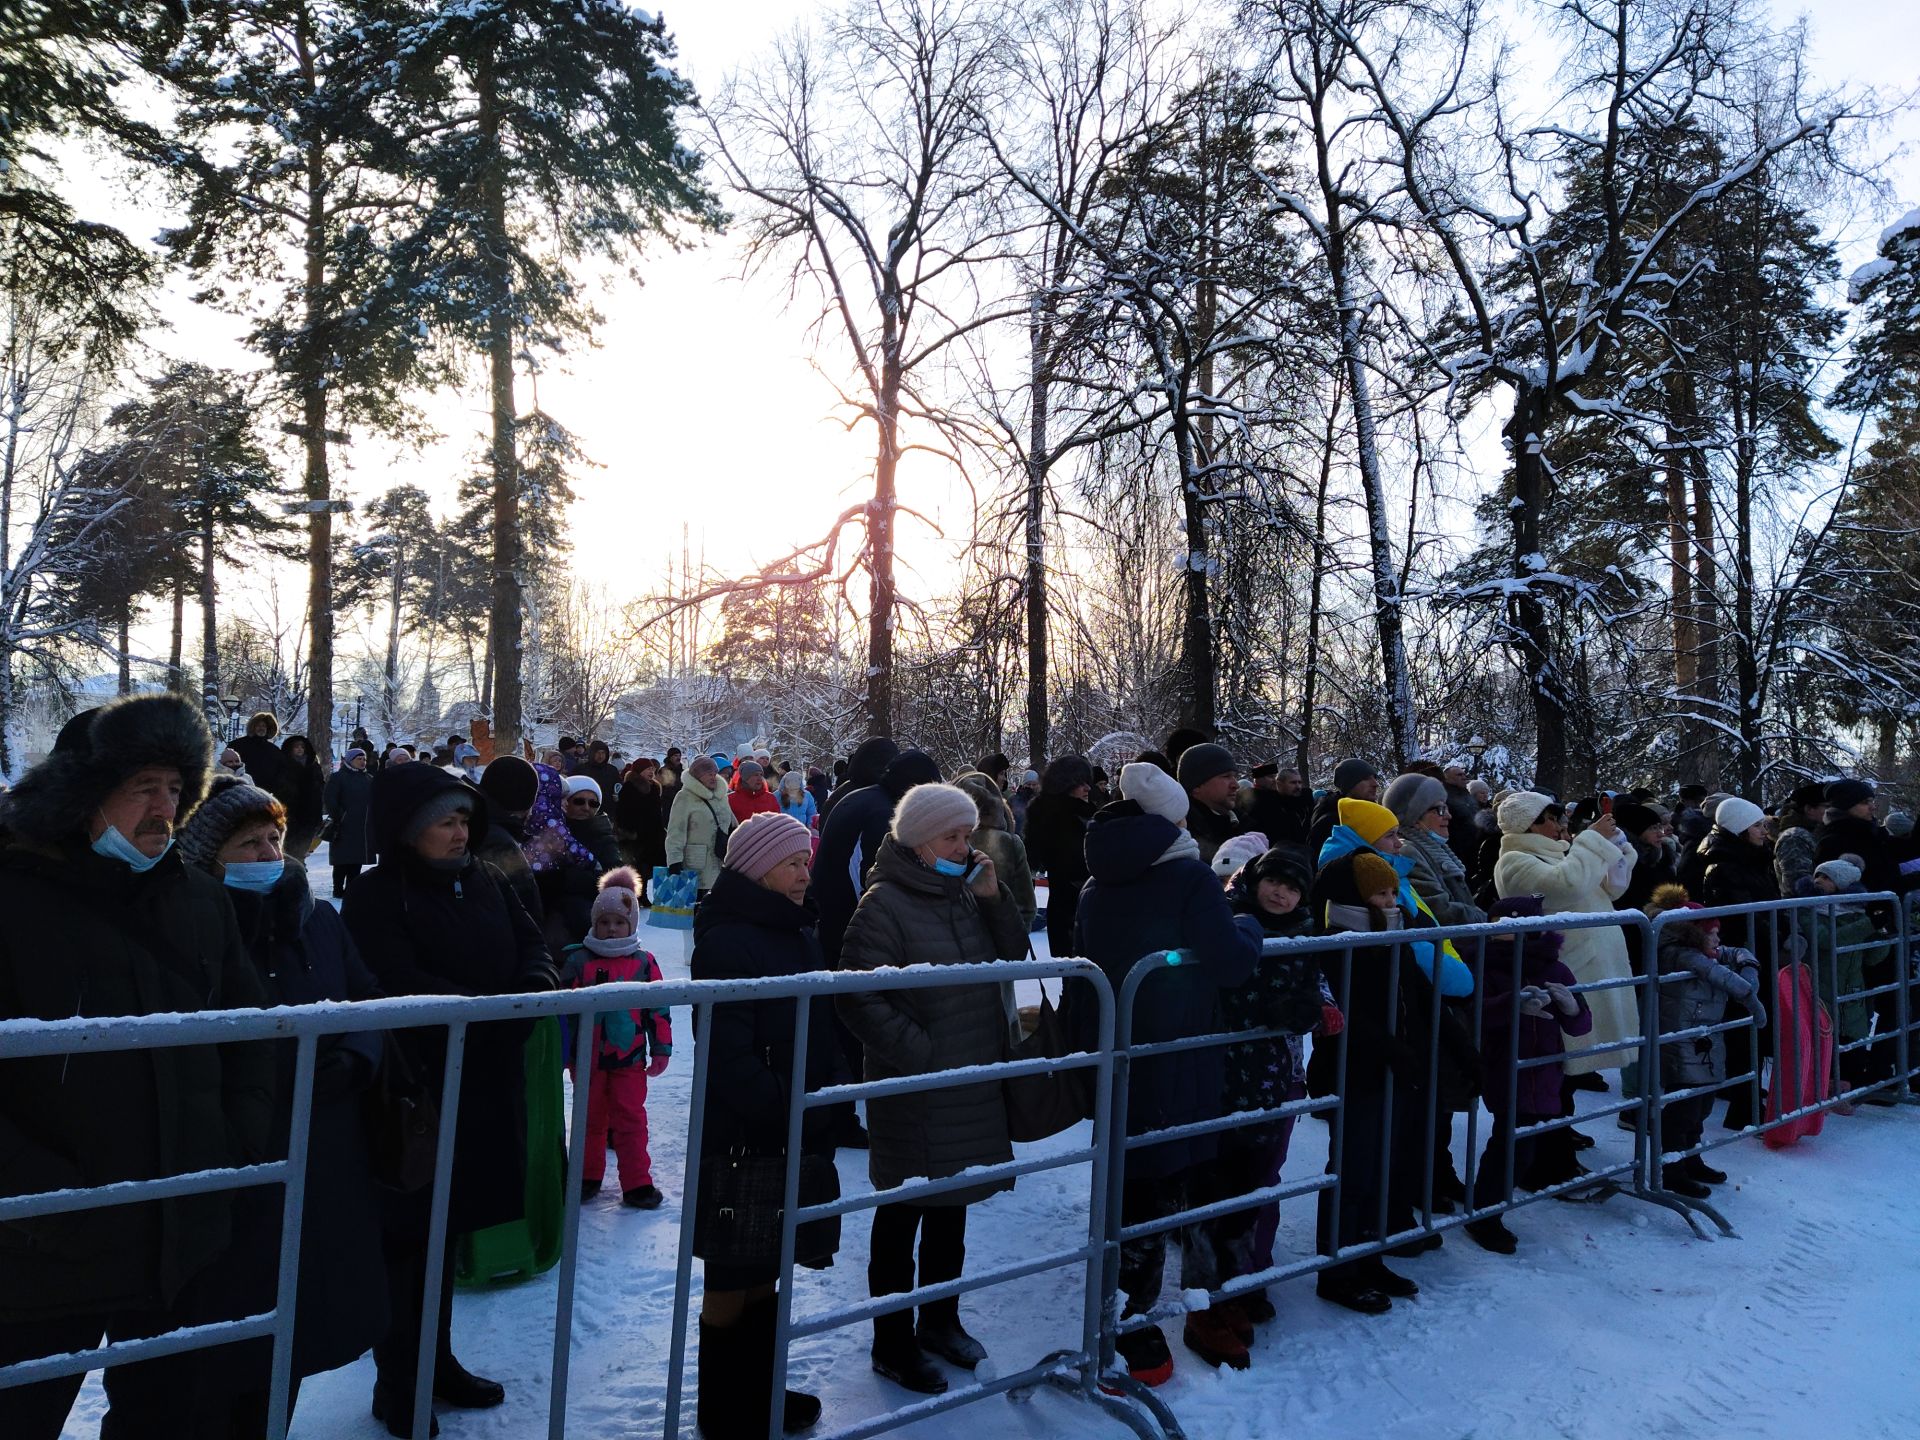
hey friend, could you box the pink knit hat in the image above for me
[590,866,642,928]
[724,812,813,881]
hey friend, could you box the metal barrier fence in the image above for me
[0,958,1137,1440]
[2,896,1915,1440]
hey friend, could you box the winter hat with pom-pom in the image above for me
[1121,761,1189,826]
[1644,882,1697,919]
[891,783,984,849]
[590,866,643,931]
[724,812,813,881]
[1814,858,1863,891]
[1498,791,1556,835]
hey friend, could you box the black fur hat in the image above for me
[0,693,214,844]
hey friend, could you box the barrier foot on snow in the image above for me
[1092,1368,1186,1439]
[1635,1184,1736,1240]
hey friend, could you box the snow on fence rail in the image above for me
[2,900,1916,1440]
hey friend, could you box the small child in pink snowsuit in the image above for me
[566,867,672,1209]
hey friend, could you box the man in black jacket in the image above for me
[0,693,274,1440]
[1307,759,1381,863]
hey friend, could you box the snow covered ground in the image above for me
[61,849,1920,1438]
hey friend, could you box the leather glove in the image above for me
[667,862,685,876]
[646,1054,669,1078]
[1317,1003,1346,1038]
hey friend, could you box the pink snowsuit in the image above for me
[566,945,672,1187]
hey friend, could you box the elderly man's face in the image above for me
[92,766,184,857]
[1443,765,1467,786]
[1277,769,1304,796]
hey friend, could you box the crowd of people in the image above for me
[1,697,1914,1438]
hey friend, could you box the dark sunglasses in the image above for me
[566,795,601,810]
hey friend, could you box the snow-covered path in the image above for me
[62,865,1920,1438]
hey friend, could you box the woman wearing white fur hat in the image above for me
[836,782,1029,1397]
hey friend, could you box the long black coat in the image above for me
[808,751,940,965]
[342,765,554,1234]
[1023,790,1094,956]
[1817,812,1901,915]
[273,739,326,846]
[211,865,389,1380]
[691,867,846,1159]
[615,775,668,871]
[0,840,274,1323]
[1073,804,1259,1179]
[323,765,376,868]
[1698,827,1782,959]
[233,731,286,794]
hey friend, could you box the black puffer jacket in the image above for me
[342,764,556,1234]
[691,867,846,1159]
[0,840,274,1322]
[1698,827,1781,959]
[1817,812,1901,921]
[323,764,376,869]
[836,839,1026,1202]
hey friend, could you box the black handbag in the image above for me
[363,1033,440,1193]
[692,1150,840,1270]
[1005,978,1095,1143]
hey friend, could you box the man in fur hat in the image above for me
[0,693,275,1438]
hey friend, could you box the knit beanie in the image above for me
[479,755,539,814]
[1337,797,1400,846]
[1498,790,1555,835]
[1332,758,1377,793]
[343,747,367,767]
[1210,831,1271,879]
[1175,742,1237,791]
[1352,852,1400,899]
[779,769,806,797]
[1814,858,1863,890]
[590,866,643,929]
[178,777,284,871]
[1826,778,1875,812]
[1616,801,1662,838]
[1713,796,1764,837]
[724,812,814,881]
[736,759,764,782]
[1121,762,1189,826]
[1702,792,1732,820]
[401,785,475,846]
[890,783,982,848]
[1381,773,1447,829]
[564,775,602,803]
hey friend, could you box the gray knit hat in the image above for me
[1382,773,1448,829]
[891,782,982,848]
[401,785,475,846]
[178,777,285,872]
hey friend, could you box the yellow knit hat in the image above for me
[1338,797,1401,846]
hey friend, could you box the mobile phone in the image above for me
[1600,793,1613,817]
[964,857,987,884]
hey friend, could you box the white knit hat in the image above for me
[891,782,981,848]
[564,775,602,802]
[1211,831,1270,878]
[1122,761,1188,826]
[1714,796,1765,836]
[1497,790,1555,835]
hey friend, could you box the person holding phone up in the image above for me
[837,783,1029,1397]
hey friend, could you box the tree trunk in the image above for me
[200,494,221,732]
[1296,383,1342,775]
[1025,293,1050,766]
[1731,378,1763,795]
[1689,438,1720,787]
[169,578,186,694]
[865,301,901,740]
[1664,383,1703,781]
[477,48,525,755]
[384,543,404,736]
[297,5,335,765]
[117,607,132,695]
[1505,386,1568,793]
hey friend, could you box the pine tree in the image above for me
[376,0,721,754]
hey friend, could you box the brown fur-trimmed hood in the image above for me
[0,693,215,844]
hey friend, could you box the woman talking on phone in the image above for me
[837,783,1029,1397]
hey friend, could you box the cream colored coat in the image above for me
[1493,828,1639,1074]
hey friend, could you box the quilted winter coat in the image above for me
[836,838,1028,1203]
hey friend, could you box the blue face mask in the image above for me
[223,860,284,894]
[932,856,969,877]
[92,824,169,873]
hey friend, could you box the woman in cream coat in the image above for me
[1492,792,1638,1075]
